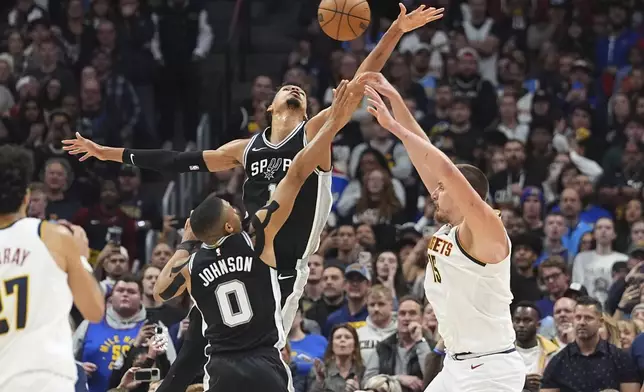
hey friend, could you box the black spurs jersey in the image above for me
[242,121,332,265]
[188,231,284,354]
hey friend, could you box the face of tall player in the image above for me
[512,306,540,345]
[268,85,307,119]
[574,303,603,341]
[431,182,461,225]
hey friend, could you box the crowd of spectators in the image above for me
[5,0,644,391]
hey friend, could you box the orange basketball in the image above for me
[318,0,371,41]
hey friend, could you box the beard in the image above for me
[434,207,450,224]
[286,97,302,110]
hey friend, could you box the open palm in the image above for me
[395,3,444,33]
[62,132,105,161]
[365,85,397,131]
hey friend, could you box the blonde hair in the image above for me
[368,284,394,302]
[617,319,642,337]
[363,375,402,392]
[185,384,204,392]
[602,313,621,348]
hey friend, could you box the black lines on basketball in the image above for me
[336,0,346,44]
[317,7,371,21]
[318,0,371,41]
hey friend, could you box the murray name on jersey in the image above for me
[198,249,253,287]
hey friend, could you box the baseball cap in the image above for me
[520,186,545,206]
[564,282,588,299]
[532,89,550,103]
[345,263,371,281]
[572,59,593,73]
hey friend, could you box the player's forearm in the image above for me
[99,145,125,162]
[292,119,343,180]
[154,250,190,302]
[388,91,429,142]
[122,148,210,172]
[388,122,445,188]
[355,24,404,75]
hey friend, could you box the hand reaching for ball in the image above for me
[393,3,445,33]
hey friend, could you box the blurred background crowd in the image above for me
[3,0,644,391]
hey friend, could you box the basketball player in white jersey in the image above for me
[360,72,525,391]
[0,146,105,392]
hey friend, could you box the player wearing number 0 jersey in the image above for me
[152,80,363,392]
[0,146,104,392]
[361,73,524,392]
[63,5,444,333]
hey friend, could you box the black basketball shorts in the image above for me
[204,347,291,392]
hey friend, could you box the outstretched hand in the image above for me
[357,72,398,98]
[62,132,105,162]
[393,3,444,33]
[329,79,364,126]
[365,85,398,131]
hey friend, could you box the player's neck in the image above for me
[594,244,612,255]
[270,113,303,143]
[0,211,25,228]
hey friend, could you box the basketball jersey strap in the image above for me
[249,200,280,255]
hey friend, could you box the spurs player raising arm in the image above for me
[0,146,104,392]
[151,81,364,392]
[364,79,526,392]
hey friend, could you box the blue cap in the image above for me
[344,263,371,281]
[520,186,545,206]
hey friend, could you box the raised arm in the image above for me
[255,80,364,267]
[63,133,248,173]
[153,222,200,302]
[305,4,444,139]
[365,86,508,264]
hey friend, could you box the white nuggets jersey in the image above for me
[0,218,76,384]
[424,224,515,354]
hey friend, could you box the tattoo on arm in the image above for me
[159,274,186,301]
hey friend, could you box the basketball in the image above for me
[318,0,371,42]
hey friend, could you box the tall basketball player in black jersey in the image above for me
[150,80,363,392]
[63,5,444,331]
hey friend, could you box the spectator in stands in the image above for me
[289,306,327,392]
[512,302,559,392]
[572,217,628,304]
[107,333,171,392]
[324,263,370,337]
[617,320,640,350]
[27,181,47,219]
[31,39,76,92]
[149,242,173,269]
[540,296,640,392]
[520,187,545,239]
[72,179,137,262]
[598,140,644,215]
[73,275,176,392]
[140,264,185,327]
[371,251,407,300]
[306,263,347,329]
[537,212,571,266]
[95,243,129,295]
[536,256,572,318]
[320,225,361,265]
[356,285,397,363]
[309,324,364,392]
[489,140,542,207]
[42,157,80,220]
[509,233,542,304]
[552,297,577,347]
[363,297,431,392]
[421,303,438,341]
[7,0,46,31]
[558,188,594,257]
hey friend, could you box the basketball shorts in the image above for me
[425,349,526,392]
[204,347,293,392]
[278,258,309,331]
[2,371,76,392]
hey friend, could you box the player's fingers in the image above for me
[75,132,86,141]
[61,138,76,145]
[398,3,406,16]
[79,153,91,162]
[366,106,378,117]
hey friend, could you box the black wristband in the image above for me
[177,240,202,254]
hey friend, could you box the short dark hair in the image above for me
[575,295,603,314]
[538,256,568,277]
[0,145,34,214]
[113,274,143,294]
[399,295,423,308]
[456,164,489,200]
[513,300,542,319]
[191,193,225,240]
